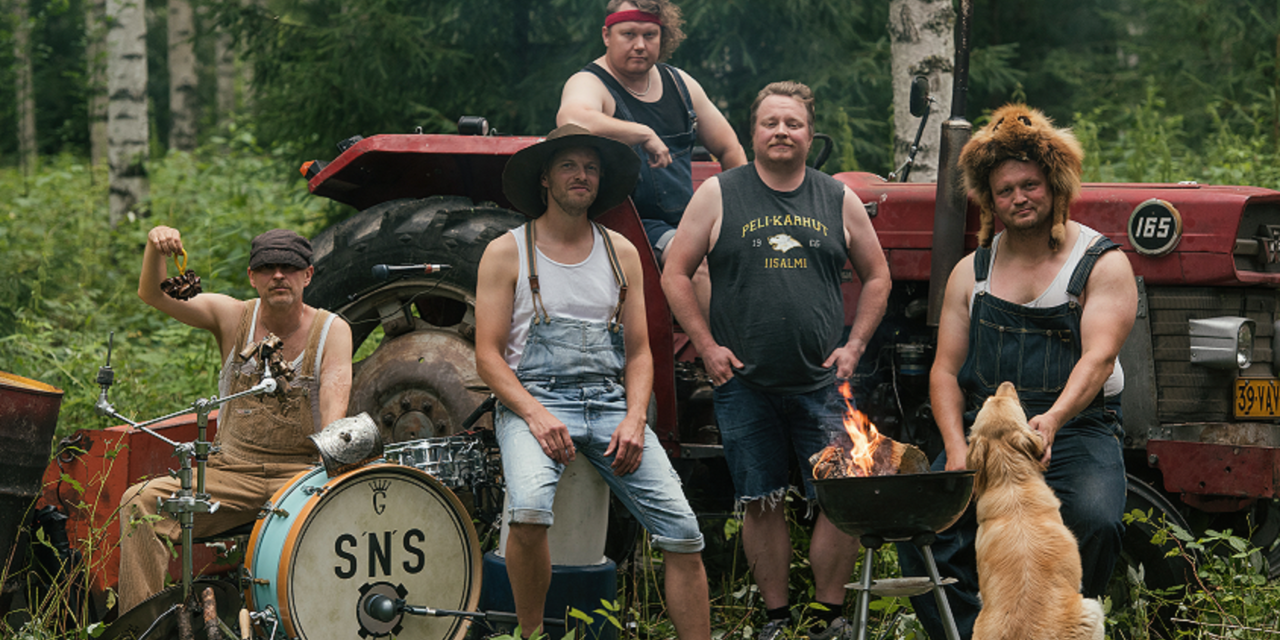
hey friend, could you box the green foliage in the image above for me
[0,135,328,438]
[1109,509,1280,639]
[203,0,896,173]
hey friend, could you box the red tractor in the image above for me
[292,114,1280,598]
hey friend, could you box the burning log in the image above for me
[810,382,930,479]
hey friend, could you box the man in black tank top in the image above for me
[558,0,745,268]
[663,82,892,640]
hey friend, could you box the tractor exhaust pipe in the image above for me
[926,0,974,327]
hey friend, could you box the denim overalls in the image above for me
[584,63,698,249]
[494,222,703,553]
[899,237,1128,640]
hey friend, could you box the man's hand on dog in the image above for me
[1029,413,1063,464]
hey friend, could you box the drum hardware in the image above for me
[94,331,282,634]
[301,486,325,496]
[360,593,565,631]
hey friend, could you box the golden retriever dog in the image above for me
[966,382,1105,640]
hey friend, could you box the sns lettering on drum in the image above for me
[246,464,481,640]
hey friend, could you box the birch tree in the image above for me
[87,0,109,165]
[168,0,197,151]
[888,0,954,183]
[216,31,236,130]
[107,0,149,226]
[14,0,36,176]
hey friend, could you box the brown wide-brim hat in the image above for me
[959,104,1084,250]
[502,124,640,218]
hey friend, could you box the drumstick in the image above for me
[239,609,252,640]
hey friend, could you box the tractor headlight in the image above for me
[1190,317,1255,370]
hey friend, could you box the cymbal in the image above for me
[100,580,241,640]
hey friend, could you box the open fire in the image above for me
[811,381,928,479]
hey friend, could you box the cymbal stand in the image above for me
[95,331,280,605]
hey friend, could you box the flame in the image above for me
[838,380,885,476]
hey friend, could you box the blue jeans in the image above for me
[713,378,846,507]
[497,316,703,553]
[896,407,1126,640]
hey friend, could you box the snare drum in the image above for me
[245,464,481,640]
[385,436,489,489]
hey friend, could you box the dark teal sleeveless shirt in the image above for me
[708,164,848,393]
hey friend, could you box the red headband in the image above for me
[605,10,662,28]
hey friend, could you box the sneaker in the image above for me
[758,618,791,640]
[806,616,855,640]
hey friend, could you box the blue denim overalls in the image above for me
[584,63,698,249]
[900,237,1128,640]
[494,222,703,552]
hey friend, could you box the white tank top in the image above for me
[972,225,1125,397]
[504,223,622,369]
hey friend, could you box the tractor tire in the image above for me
[1110,475,1198,638]
[307,196,525,440]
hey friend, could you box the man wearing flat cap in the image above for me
[899,105,1137,639]
[117,225,352,612]
[475,124,710,639]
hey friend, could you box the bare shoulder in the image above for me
[477,231,520,282]
[604,228,641,260]
[1084,246,1138,299]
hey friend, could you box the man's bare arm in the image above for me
[317,317,353,429]
[1029,249,1138,456]
[679,70,746,170]
[661,177,741,385]
[931,256,976,471]
[558,71,671,168]
[607,234,653,475]
[138,225,246,359]
[823,188,892,378]
[473,234,576,464]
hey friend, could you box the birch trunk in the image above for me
[888,0,955,183]
[87,0,108,165]
[14,0,37,176]
[216,31,236,130]
[107,0,150,227]
[168,0,197,151]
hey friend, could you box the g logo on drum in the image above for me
[370,478,391,514]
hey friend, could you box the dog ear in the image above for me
[967,436,987,495]
[1017,428,1045,464]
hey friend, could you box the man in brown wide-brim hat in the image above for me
[476,124,710,640]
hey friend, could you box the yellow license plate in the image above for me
[1235,378,1280,418]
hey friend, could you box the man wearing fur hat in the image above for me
[475,124,710,640]
[899,105,1138,639]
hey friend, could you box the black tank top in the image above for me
[708,164,848,393]
[586,62,690,136]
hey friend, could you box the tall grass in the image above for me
[1,132,335,436]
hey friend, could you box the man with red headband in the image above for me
[558,0,745,294]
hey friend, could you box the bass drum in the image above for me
[245,464,481,640]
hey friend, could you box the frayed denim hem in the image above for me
[650,532,706,554]
[732,486,817,519]
[507,508,554,527]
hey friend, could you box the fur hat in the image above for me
[502,124,640,219]
[959,104,1084,249]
